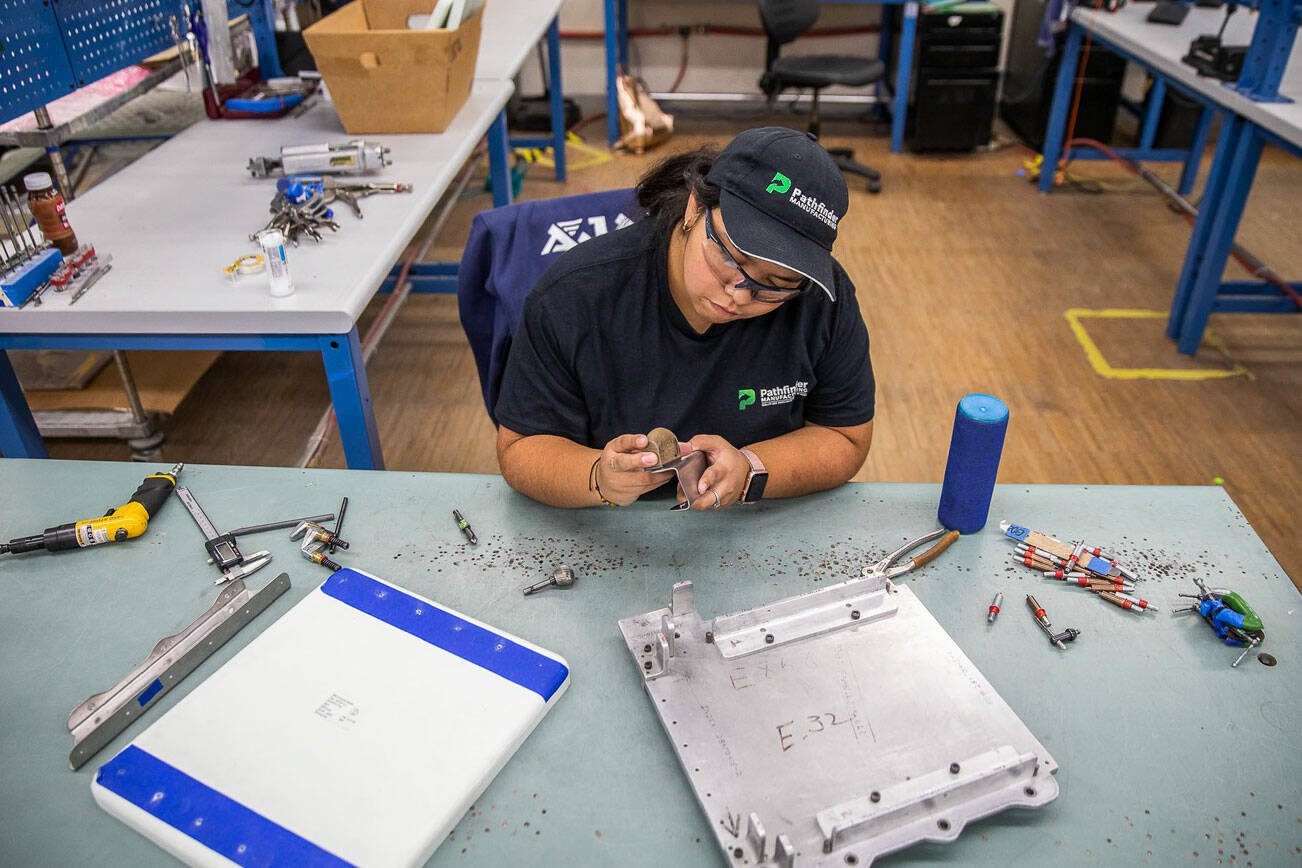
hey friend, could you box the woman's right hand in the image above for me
[594,434,688,506]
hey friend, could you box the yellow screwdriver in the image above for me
[1,463,183,555]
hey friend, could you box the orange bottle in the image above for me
[23,172,78,256]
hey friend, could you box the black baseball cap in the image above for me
[705,127,848,300]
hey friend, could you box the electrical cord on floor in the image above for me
[1050,136,1302,308]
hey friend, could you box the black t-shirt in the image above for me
[495,218,874,449]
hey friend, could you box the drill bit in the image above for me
[453,508,477,545]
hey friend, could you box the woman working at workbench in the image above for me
[495,127,874,509]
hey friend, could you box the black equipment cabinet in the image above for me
[908,8,1004,152]
[999,0,1126,151]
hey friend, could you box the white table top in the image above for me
[473,0,565,82]
[0,79,513,337]
[1073,5,1302,148]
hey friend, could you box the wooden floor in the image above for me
[43,116,1302,585]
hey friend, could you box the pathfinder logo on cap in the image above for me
[788,188,839,230]
[765,172,791,195]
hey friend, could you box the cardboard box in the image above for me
[304,0,483,134]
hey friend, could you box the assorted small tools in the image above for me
[176,486,273,584]
[251,175,413,245]
[1003,521,1151,617]
[1173,577,1265,668]
[1026,594,1080,651]
[1,464,182,556]
[291,498,352,572]
[0,184,63,308]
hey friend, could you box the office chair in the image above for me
[758,0,884,193]
[457,188,640,422]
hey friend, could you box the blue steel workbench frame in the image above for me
[505,19,569,183]
[603,0,920,154]
[0,117,515,470]
[1038,2,1301,355]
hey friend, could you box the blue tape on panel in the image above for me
[96,745,352,867]
[1085,555,1113,574]
[1003,524,1030,542]
[321,570,569,702]
[136,678,164,707]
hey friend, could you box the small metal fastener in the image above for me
[764,633,775,644]
[704,631,714,644]
[949,763,960,774]
[643,660,652,671]
[869,791,881,803]
[643,644,652,653]
[850,609,861,620]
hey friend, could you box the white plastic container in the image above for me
[255,229,295,297]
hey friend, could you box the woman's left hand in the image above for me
[683,434,750,510]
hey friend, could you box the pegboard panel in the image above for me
[0,0,80,124]
[54,0,176,87]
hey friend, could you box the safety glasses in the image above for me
[701,208,811,303]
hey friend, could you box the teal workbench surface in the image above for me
[0,459,1298,865]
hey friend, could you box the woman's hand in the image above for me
[683,434,750,510]
[594,433,690,506]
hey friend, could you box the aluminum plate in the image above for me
[617,576,1059,866]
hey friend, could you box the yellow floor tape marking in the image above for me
[514,133,613,173]
[1064,308,1249,381]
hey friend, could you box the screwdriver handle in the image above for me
[129,465,182,517]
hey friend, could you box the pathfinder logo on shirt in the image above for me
[540,213,635,255]
[739,382,809,409]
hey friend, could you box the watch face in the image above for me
[745,471,768,503]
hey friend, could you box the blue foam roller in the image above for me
[938,394,1009,534]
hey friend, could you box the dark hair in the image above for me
[635,146,722,239]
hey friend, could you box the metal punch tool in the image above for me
[862,528,960,581]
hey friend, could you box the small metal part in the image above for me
[1026,594,1079,650]
[330,496,349,553]
[1231,635,1260,668]
[290,520,349,551]
[987,592,1003,623]
[247,140,391,178]
[522,564,576,596]
[647,449,709,512]
[301,541,343,572]
[1257,652,1276,667]
[68,260,112,305]
[227,512,335,537]
[453,508,477,545]
[67,572,291,769]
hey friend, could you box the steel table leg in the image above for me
[1168,111,1242,341]
[1038,23,1084,193]
[547,17,567,182]
[1176,125,1266,355]
[487,110,513,207]
[891,2,919,154]
[318,328,384,470]
[0,349,48,458]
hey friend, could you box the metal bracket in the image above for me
[647,451,708,511]
[710,574,897,659]
[67,572,290,770]
[618,571,1059,865]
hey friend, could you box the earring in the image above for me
[681,218,694,233]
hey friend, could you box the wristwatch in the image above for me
[739,449,768,504]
